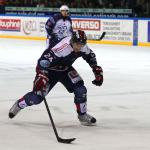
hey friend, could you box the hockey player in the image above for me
[8,30,103,126]
[45,5,73,47]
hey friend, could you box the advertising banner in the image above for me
[72,19,100,31]
[101,19,133,43]
[0,16,47,40]
[0,18,21,31]
[22,18,46,37]
[72,18,133,44]
[0,15,149,46]
[5,7,133,18]
[148,21,150,42]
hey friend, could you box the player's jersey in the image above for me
[51,36,73,57]
[45,14,73,46]
[38,36,97,71]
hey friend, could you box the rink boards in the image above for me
[0,15,150,46]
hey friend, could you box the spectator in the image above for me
[98,0,104,8]
[36,0,45,8]
[0,0,6,14]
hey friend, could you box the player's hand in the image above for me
[92,66,103,86]
[34,72,49,91]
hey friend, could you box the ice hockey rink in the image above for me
[0,38,150,150]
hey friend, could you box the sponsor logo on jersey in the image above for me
[52,43,69,53]
[148,21,150,42]
[0,19,21,31]
[72,19,100,31]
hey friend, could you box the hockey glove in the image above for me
[34,69,49,91]
[92,66,103,86]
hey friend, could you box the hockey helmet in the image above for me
[71,30,87,45]
[60,5,69,11]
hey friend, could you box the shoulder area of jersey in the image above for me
[53,13,61,19]
[51,36,72,55]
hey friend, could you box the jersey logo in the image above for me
[52,43,69,53]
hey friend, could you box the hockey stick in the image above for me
[42,92,76,144]
[93,31,106,41]
[98,32,106,40]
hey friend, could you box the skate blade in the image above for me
[80,122,97,126]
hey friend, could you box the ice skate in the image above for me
[78,113,96,126]
[9,101,22,119]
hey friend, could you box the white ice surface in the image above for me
[0,39,150,150]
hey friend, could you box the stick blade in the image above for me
[58,137,76,144]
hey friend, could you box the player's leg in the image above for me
[9,70,57,118]
[60,67,96,125]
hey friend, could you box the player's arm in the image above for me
[81,45,97,67]
[45,16,55,38]
[81,45,103,86]
[70,18,74,33]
